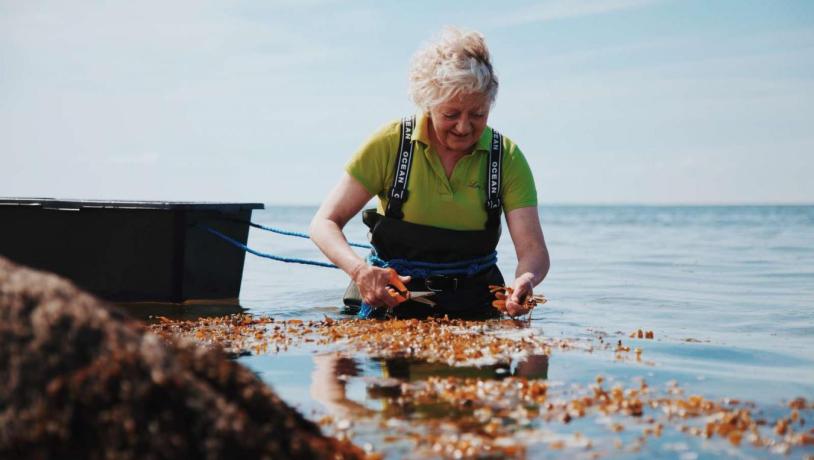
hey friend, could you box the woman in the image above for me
[310,27,549,319]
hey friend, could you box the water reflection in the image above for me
[310,353,372,418]
[310,352,548,418]
[377,355,548,381]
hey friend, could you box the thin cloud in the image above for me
[496,0,663,27]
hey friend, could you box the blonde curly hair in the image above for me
[409,27,499,111]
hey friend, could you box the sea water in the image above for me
[235,205,814,458]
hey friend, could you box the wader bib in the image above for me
[343,116,506,319]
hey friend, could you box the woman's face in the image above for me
[429,92,490,155]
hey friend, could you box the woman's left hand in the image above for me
[506,274,535,317]
[504,206,550,318]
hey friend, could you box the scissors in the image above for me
[384,268,437,307]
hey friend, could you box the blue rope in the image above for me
[205,225,496,275]
[204,225,498,319]
[357,302,381,320]
[204,226,339,269]
[358,251,498,319]
[366,251,497,279]
[247,221,371,249]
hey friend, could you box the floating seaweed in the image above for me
[629,329,655,339]
[149,315,814,458]
[329,375,814,457]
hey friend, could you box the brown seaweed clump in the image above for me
[0,257,363,460]
[149,315,586,367]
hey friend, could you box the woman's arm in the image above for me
[504,206,550,317]
[309,172,408,309]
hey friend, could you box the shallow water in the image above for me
[216,206,812,457]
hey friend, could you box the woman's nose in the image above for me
[455,117,470,133]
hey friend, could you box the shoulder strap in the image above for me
[385,116,416,220]
[485,129,503,229]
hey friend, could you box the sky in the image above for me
[2,0,813,205]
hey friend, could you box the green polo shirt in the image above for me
[346,112,537,231]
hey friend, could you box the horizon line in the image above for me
[262,201,814,207]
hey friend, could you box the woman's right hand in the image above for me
[351,263,411,309]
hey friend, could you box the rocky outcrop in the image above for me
[0,257,362,460]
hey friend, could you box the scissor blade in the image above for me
[408,291,437,306]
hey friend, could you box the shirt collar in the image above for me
[412,111,493,153]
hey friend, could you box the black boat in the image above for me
[0,198,264,304]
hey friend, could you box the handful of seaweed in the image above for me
[489,285,547,318]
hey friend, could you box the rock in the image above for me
[0,257,363,460]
